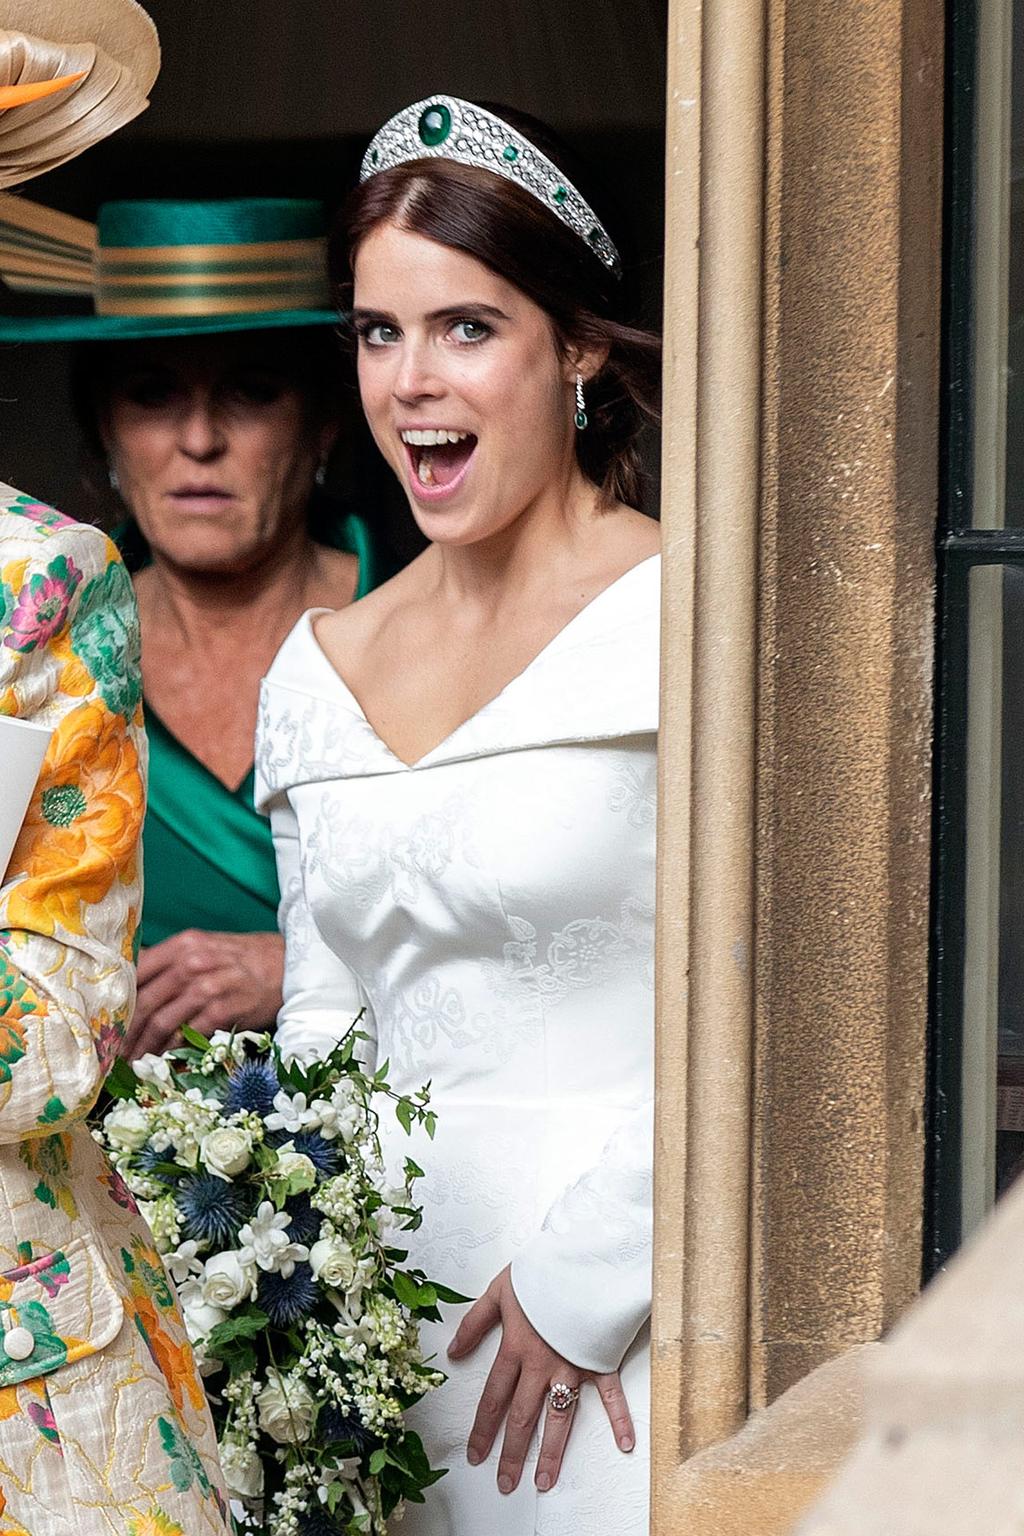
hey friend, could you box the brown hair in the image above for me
[336,108,661,509]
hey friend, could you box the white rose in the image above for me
[219,1438,264,1500]
[178,1278,228,1345]
[103,1102,150,1151]
[256,1368,315,1444]
[308,1236,357,1293]
[270,1149,316,1186]
[201,1250,257,1310]
[200,1125,253,1181]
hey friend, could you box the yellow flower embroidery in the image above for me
[122,1240,207,1419]
[5,699,143,936]
[126,1506,186,1536]
[122,908,140,962]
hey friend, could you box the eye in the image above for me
[358,322,401,347]
[450,319,491,344]
[118,372,179,408]
[223,370,287,406]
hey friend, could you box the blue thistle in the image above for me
[319,1401,380,1455]
[257,1261,318,1327]
[135,1145,174,1183]
[288,1130,341,1178]
[178,1174,249,1248]
[283,1193,321,1247]
[224,1059,280,1117]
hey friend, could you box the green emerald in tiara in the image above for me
[552,185,568,206]
[502,145,519,162]
[418,104,452,148]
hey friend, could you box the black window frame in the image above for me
[927,0,1024,1273]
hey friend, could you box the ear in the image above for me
[563,341,610,386]
[317,420,341,462]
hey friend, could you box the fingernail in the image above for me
[467,1448,482,1466]
[619,1435,635,1453]
[536,1473,552,1492]
[498,1475,513,1495]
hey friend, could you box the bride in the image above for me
[255,96,660,1534]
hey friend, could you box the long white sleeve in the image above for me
[268,791,375,1067]
[509,1095,653,1375]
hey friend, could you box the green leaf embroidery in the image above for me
[158,1415,210,1495]
[69,559,142,719]
[36,1096,67,1126]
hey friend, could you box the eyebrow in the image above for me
[349,303,512,326]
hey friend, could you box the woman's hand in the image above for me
[447,1265,635,1495]
[122,929,285,1060]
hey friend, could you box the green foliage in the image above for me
[104,1055,138,1100]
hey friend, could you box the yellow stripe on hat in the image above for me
[97,238,326,269]
[98,291,328,318]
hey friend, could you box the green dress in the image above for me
[132,511,384,948]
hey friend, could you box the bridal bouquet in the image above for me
[94,1025,460,1535]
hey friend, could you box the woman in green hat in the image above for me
[0,196,393,1061]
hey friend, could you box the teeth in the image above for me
[401,429,470,446]
[417,454,435,486]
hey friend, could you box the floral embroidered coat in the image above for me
[0,489,228,1536]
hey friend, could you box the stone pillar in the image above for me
[652,0,943,1524]
[749,0,942,1407]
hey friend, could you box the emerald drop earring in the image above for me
[574,373,588,431]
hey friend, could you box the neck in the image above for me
[427,465,609,611]
[138,521,319,651]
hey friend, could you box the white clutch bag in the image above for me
[0,715,52,883]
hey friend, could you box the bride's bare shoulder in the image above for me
[313,555,427,665]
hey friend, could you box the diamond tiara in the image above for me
[360,96,622,278]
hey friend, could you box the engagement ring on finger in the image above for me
[548,1382,579,1412]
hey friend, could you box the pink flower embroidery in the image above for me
[94,1013,126,1075]
[10,498,76,532]
[27,1400,61,1451]
[4,555,82,654]
[101,1165,139,1212]
[9,1250,71,1297]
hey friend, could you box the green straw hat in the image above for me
[0,196,338,340]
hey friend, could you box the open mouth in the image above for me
[401,428,478,495]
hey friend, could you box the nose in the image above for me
[392,338,444,407]
[177,395,226,461]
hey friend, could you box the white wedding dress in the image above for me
[254,555,659,1535]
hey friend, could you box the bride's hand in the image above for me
[447,1264,635,1495]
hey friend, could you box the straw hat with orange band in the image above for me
[0,0,159,187]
